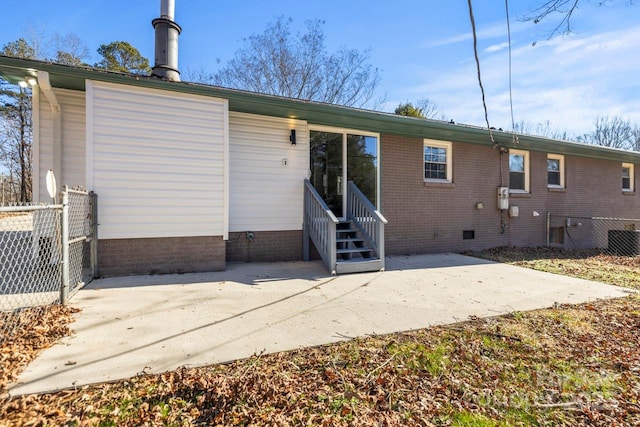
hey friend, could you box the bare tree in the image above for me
[183,64,214,84]
[53,33,90,66]
[1,39,35,203]
[0,90,32,203]
[632,125,640,152]
[511,119,570,140]
[212,17,382,109]
[579,115,634,149]
[22,24,50,61]
[416,99,443,120]
[522,1,635,39]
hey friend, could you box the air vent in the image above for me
[463,230,475,240]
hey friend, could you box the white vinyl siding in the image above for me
[229,112,308,231]
[87,80,228,239]
[36,88,86,201]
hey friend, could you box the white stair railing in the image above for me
[346,181,388,268]
[303,179,338,274]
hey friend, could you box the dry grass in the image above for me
[1,247,640,426]
[465,246,640,290]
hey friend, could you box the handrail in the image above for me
[303,179,339,274]
[346,181,387,269]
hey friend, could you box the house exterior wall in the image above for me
[9,56,640,276]
[228,112,308,232]
[382,134,509,254]
[86,80,228,240]
[36,88,86,201]
[98,236,225,276]
[226,230,302,262]
[381,134,640,255]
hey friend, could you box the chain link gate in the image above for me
[64,188,98,301]
[547,214,640,256]
[0,186,97,344]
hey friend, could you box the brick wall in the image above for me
[96,136,639,275]
[226,230,302,262]
[381,134,640,255]
[98,236,225,276]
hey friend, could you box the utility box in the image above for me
[497,187,509,210]
[608,230,640,255]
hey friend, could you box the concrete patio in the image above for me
[9,253,630,396]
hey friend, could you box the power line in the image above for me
[466,0,496,147]
[505,0,516,134]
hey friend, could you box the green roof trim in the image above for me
[2,55,640,163]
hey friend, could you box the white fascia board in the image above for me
[32,87,41,203]
[223,98,230,240]
[85,80,94,191]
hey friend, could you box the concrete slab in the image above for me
[9,253,630,396]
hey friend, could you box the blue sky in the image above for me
[2,0,639,138]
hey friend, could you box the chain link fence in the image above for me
[66,189,97,299]
[548,215,640,256]
[0,187,97,345]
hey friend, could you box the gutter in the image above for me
[2,56,640,164]
[37,70,62,190]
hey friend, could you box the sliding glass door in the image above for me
[310,128,378,217]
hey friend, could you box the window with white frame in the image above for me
[424,140,452,183]
[622,162,634,192]
[547,154,565,188]
[509,149,529,192]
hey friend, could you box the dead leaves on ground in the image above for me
[2,295,640,426]
[2,249,640,426]
[0,305,78,394]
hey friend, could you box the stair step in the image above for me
[336,257,379,263]
[336,227,357,233]
[336,247,374,254]
[336,258,383,274]
[336,238,364,243]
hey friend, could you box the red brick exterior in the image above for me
[226,230,303,262]
[96,135,639,274]
[381,134,640,255]
[98,236,225,276]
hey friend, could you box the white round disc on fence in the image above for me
[46,170,57,200]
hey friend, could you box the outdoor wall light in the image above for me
[290,129,296,145]
[18,78,38,88]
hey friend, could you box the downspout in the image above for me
[37,71,62,194]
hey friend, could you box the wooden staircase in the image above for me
[335,220,383,274]
[304,179,387,275]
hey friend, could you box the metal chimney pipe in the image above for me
[160,0,175,19]
[152,0,181,81]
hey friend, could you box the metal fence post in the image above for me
[546,211,550,247]
[90,191,98,277]
[61,186,70,305]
